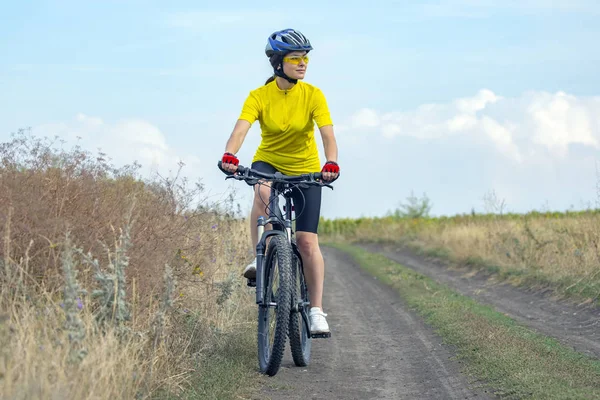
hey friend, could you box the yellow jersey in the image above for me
[238,79,333,176]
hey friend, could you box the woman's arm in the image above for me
[319,124,340,181]
[225,90,259,155]
[225,119,252,154]
[319,124,338,163]
[221,119,252,173]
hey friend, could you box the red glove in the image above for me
[321,161,339,174]
[321,161,340,182]
[222,152,239,166]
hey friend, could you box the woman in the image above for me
[220,28,340,336]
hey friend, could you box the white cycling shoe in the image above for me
[243,257,257,279]
[309,307,331,338]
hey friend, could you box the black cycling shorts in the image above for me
[251,161,322,234]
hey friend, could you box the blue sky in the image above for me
[2,1,600,218]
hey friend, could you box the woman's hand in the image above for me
[221,152,239,173]
[321,161,339,182]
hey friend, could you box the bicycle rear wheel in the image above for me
[257,234,293,376]
[288,249,311,366]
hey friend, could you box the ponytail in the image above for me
[265,75,275,85]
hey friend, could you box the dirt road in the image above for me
[253,246,493,400]
[361,242,600,359]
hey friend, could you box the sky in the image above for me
[2,0,600,219]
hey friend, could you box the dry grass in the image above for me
[320,211,600,300]
[0,130,256,399]
[0,299,149,399]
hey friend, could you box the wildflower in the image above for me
[212,224,218,230]
[77,298,83,310]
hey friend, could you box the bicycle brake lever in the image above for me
[316,177,334,189]
[225,172,245,181]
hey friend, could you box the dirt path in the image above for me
[252,246,494,400]
[360,242,600,359]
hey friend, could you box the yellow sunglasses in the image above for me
[283,55,309,65]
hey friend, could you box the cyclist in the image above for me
[220,28,340,336]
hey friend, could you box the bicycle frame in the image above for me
[217,161,332,307]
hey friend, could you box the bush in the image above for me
[0,129,255,399]
[389,190,433,219]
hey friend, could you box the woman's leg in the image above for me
[292,185,329,334]
[295,231,325,310]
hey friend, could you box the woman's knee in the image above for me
[296,233,320,256]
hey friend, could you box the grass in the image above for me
[155,328,259,400]
[319,211,600,304]
[0,129,258,399]
[329,242,600,400]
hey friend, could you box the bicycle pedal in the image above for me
[246,278,256,287]
[310,332,331,339]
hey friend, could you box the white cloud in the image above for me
[527,91,600,156]
[33,114,200,178]
[350,108,380,128]
[480,116,522,161]
[455,88,500,113]
[346,89,600,161]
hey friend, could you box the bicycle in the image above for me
[217,160,334,376]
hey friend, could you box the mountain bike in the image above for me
[218,160,333,376]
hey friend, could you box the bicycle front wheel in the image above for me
[257,234,293,376]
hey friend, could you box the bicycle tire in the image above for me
[288,249,312,366]
[257,234,293,376]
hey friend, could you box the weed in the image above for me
[0,129,256,399]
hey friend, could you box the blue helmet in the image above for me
[265,28,313,57]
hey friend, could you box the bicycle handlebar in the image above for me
[217,160,334,189]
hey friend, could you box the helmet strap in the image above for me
[270,55,298,84]
[274,67,298,84]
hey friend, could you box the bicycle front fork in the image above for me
[254,215,293,305]
[255,216,266,305]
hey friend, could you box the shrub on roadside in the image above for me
[0,129,256,399]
